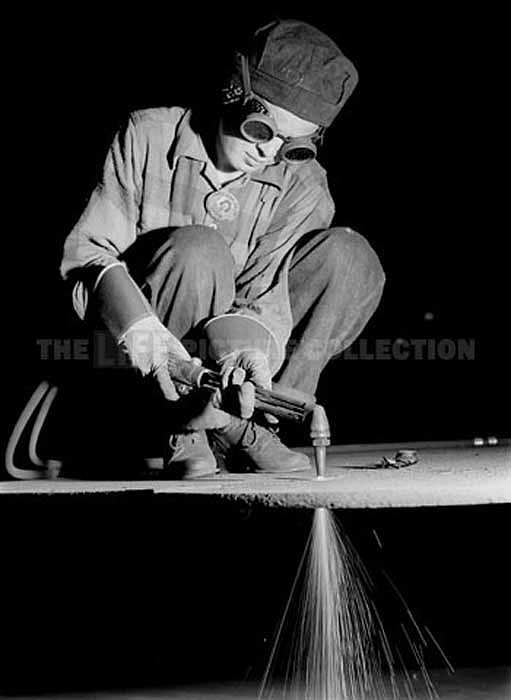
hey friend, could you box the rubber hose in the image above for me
[5,381,63,479]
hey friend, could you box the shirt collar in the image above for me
[169,109,285,190]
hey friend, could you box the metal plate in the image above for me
[2,443,510,509]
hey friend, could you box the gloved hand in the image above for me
[120,315,193,401]
[218,349,273,419]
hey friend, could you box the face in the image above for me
[215,98,319,174]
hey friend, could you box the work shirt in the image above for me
[61,107,335,370]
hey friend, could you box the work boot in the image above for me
[210,417,311,473]
[164,430,219,479]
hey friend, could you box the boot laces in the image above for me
[242,421,281,448]
[169,432,199,449]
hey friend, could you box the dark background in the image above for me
[0,500,509,694]
[1,5,509,695]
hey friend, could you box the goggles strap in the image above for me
[240,54,254,101]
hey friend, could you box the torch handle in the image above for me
[167,356,316,423]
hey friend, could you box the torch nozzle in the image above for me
[310,405,331,479]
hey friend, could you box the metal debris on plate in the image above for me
[376,449,419,469]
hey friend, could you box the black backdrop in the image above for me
[1,6,509,694]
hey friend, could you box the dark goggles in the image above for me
[240,97,324,163]
[223,55,324,164]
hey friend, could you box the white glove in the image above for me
[218,349,273,419]
[120,316,191,401]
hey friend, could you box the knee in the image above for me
[159,225,235,270]
[322,227,385,289]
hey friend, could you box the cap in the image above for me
[237,18,358,127]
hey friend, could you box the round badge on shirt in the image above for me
[205,190,240,222]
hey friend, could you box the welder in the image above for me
[60,18,385,478]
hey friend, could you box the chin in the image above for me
[230,162,253,175]
[229,155,250,171]
[225,152,264,174]
[241,158,266,173]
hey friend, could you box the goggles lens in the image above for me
[282,144,317,162]
[241,116,274,143]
